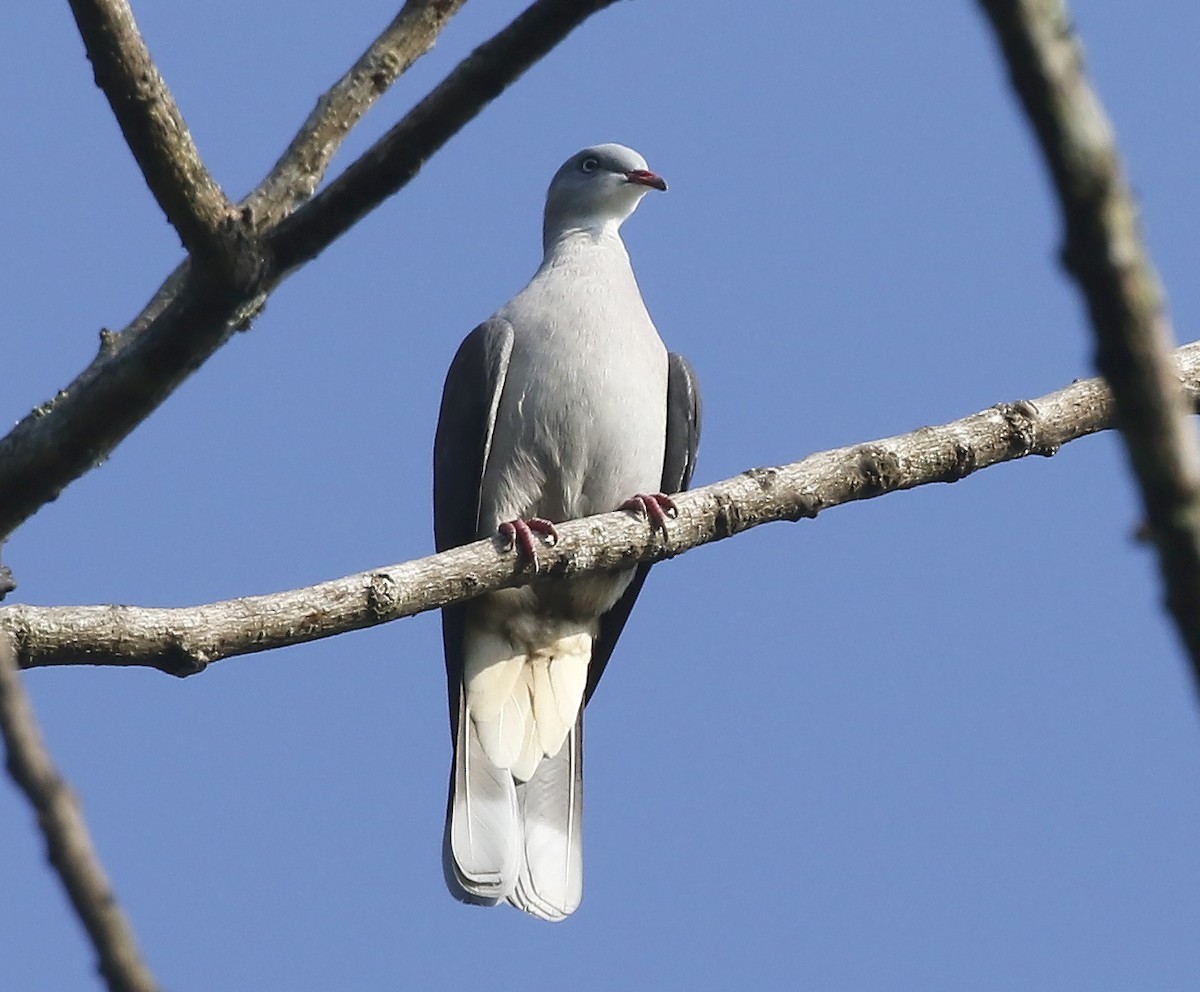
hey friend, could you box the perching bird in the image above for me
[433,143,701,921]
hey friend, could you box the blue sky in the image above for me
[3,1,1200,988]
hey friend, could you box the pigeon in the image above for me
[433,143,701,921]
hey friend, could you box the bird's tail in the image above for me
[508,715,583,920]
[444,685,520,905]
[444,689,584,921]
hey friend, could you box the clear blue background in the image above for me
[3,2,1200,989]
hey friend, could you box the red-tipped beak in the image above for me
[625,169,668,191]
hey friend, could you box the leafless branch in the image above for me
[248,0,470,228]
[118,0,471,342]
[0,0,617,544]
[10,342,1199,677]
[66,0,240,273]
[0,631,160,992]
[979,0,1200,686]
[267,0,622,275]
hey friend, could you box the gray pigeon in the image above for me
[433,144,701,921]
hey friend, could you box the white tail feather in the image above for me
[464,625,591,779]
[446,687,521,901]
[507,717,584,921]
[448,623,592,918]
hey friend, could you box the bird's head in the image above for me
[542,144,666,249]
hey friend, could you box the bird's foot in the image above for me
[621,492,678,535]
[498,517,559,572]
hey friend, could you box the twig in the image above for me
[978,0,1200,687]
[0,632,160,992]
[11,341,1200,676]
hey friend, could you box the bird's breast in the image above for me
[481,263,669,529]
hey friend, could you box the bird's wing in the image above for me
[661,351,703,494]
[435,320,523,905]
[433,318,515,720]
[585,351,703,703]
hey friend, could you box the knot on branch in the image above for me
[97,328,121,358]
[854,445,903,498]
[154,642,208,678]
[367,572,399,619]
[372,51,401,93]
[997,400,1058,457]
[941,438,978,484]
[713,491,744,539]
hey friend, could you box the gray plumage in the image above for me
[433,144,701,921]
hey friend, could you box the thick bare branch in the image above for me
[66,0,244,276]
[0,632,160,992]
[10,343,1200,677]
[979,0,1200,684]
[0,276,246,540]
[0,0,615,544]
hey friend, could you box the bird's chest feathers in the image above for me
[486,257,668,524]
[502,349,666,521]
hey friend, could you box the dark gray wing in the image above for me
[585,351,702,703]
[433,318,515,725]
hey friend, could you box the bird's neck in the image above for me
[541,220,627,262]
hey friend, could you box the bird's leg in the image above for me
[497,517,559,572]
[620,492,678,535]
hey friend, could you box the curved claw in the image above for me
[497,517,559,572]
[621,492,678,535]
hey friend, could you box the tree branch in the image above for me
[268,0,621,275]
[66,0,243,275]
[117,0,471,343]
[979,0,1200,684]
[0,0,615,544]
[0,631,160,992]
[0,275,250,541]
[246,0,470,229]
[10,342,1200,677]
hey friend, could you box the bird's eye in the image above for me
[580,156,600,174]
